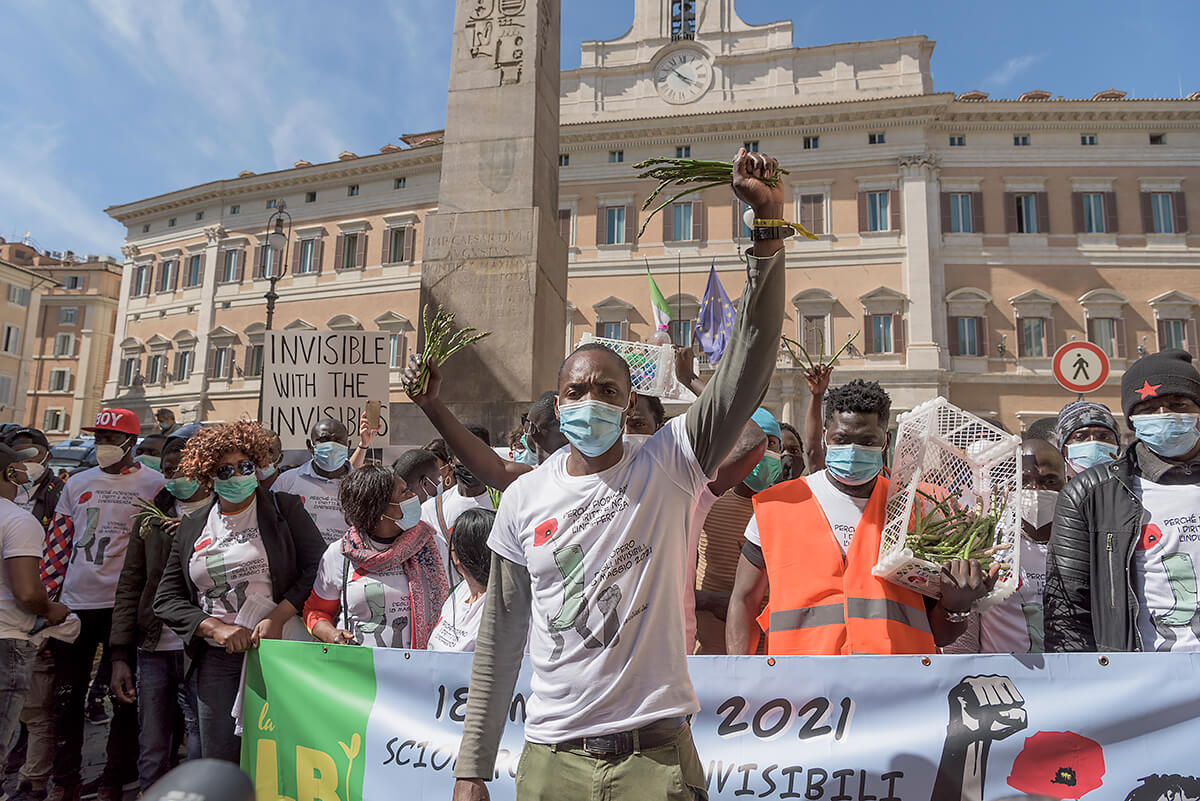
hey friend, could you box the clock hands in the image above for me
[669,67,695,86]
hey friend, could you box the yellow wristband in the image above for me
[752,219,819,240]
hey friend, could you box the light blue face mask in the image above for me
[558,400,625,458]
[383,495,423,532]
[134,454,161,472]
[312,441,349,471]
[743,451,782,493]
[1132,413,1200,459]
[258,463,278,480]
[1065,440,1119,472]
[164,477,200,500]
[213,474,258,504]
[825,444,884,486]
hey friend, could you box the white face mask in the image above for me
[96,438,131,469]
[21,462,47,486]
[1021,489,1059,532]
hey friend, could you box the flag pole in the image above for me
[677,253,682,343]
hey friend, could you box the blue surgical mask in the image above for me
[558,400,625,458]
[743,451,782,493]
[213,474,258,504]
[515,448,538,466]
[135,454,161,471]
[258,463,278,480]
[312,441,349,471]
[1132,413,1200,459]
[825,444,884,486]
[384,495,423,532]
[1065,440,1119,472]
[164,477,200,500]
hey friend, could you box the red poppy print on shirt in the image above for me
[533,518,558,547]
[1139,524,1162,551]
[79,492,92,504]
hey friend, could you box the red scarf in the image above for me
[340,521,448,649]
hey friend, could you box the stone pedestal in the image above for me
[420,0,566,436]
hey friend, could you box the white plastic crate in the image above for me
[873,397,1023,611]
[577,334,691,400]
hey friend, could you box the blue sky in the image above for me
[1,0,1195,257]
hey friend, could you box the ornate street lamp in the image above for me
[264,200,291,331]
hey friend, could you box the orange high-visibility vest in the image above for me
[753,475,936,655]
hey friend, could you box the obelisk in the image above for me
[420,0,566,436]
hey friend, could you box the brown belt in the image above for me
[552,716,688,757]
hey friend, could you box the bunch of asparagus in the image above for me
[132,499,171,539]
[405,304,492,396]
[906,489,1010,571]
[781,330,859,374]
[632,157,816,239]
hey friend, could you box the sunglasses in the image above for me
[215,460,257,480]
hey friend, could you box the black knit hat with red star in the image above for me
[1121,348,1200,419]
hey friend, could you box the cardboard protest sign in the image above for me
[263,331,390,449]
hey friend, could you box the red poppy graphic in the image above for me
[533,518,558,547]
[1007,730,1105,799]
[194,537,213,552]
[79,491,92,503]
[1139,524,1162,551]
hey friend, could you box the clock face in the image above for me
[654,49,712,104]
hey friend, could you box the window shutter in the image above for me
[594,318,603,337]
[197,253,206,286]
[596,205,605,246]
[892,313,905,353]
[1157,319,1167,351]
[1086,318,1097,345]
[947,315,960,355]
[1004,192,1017,234]
[170,261,180,291]
[1036,192,1050,234]
[1016,317,1027,357]
[206,349,217,379]
[1189,319,1200,359]
[978,316,989,358]
[558,209,571,243]
[333,235,345,271]
[971,192,984,234]
[812,195,824,236]
[254,245,265,279]
[692,199,705,241]
[620,321,630,341]
[292,241,302,273]
[1174,191,1189,233]
[314,238,325,273]
[625,204,636,245]
[857,192,868,232]
[1103,191,1118,234]
[150,262,160,294]
[862,314,874,354]
[381,230,391,264]
[662,203,674,242]
[357,233,368,269]
[235,250,245,282]
[889,189,901,232]
[1114,318,1127,359]
[403,227,415,262]
[1043,316,1055,356]
[243,345,253,373]
[940,193,952,234]
[1072,192,1084,233]
[1141,192,1155,233]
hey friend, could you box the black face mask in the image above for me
[453,463,482,489]
[779,454,797,482]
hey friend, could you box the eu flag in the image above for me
[695,266,736,363]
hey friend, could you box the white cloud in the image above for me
[984,54,1040,88]
[0,123,125,255]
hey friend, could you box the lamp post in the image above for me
[264,200,291,331]
[258,201,291,422]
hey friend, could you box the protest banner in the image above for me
[243,641,1200,801]
[262,331,391,449]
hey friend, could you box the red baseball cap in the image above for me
[82,408,141,436]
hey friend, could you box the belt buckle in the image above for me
[583,731,633,757]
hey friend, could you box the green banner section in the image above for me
[243,641,377,801]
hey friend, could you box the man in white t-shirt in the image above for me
[45,409,163,801]
[0,444,70,768]
[435,148,787,801]
[271,418,352,545]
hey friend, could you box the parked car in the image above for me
[49,436,97,477]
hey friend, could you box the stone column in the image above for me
[103,245,138,403]
[419,0,566,437]
[72,304,95,434]
[898,153,947,372]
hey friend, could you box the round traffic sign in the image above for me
[1052,341,1110,394]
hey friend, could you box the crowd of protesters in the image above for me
[2,149,1199,801]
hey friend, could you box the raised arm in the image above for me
[673,346,708,397]
[686,148,786,475]
[707,422,767,497]
[726,552,769,655]
[803,364,832,473]
[404,355,531,491]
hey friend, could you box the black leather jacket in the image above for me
[1045,443,1200,652]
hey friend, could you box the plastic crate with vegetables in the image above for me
[873,397,1023,611]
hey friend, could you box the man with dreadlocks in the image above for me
[727,379,995,656]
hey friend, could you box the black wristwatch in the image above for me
[751,225,795,241]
